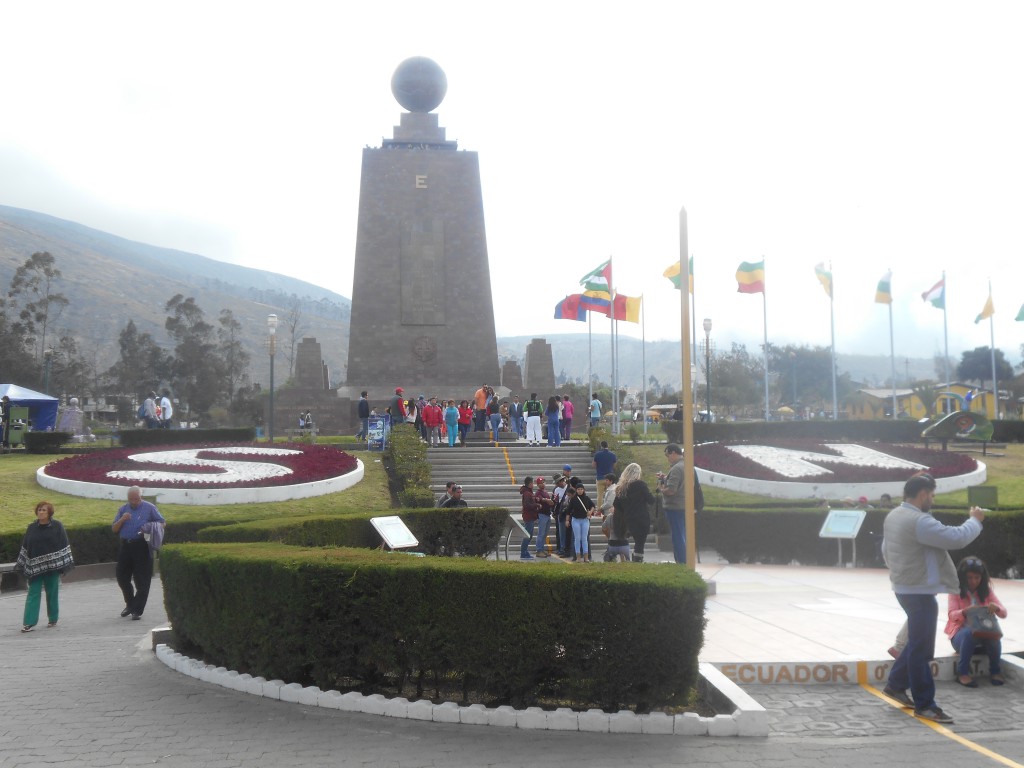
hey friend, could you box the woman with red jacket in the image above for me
[456,400,473,446]
[945,556,1007,687]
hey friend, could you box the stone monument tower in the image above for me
[343,57,500,401]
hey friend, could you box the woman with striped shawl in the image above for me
[17,501,74,632]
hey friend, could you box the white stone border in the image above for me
[153,643,767,736]
[696,461,986,501]
[37,459,364,505]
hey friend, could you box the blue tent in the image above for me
[0,383,59,431]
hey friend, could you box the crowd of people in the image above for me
[373,384,605,446]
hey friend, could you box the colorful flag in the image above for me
[1016,303,1024,322]
[875,271,892,304]
[735,260,765,294]
[611,294,642,323]
[554,294,586,321]
[922,278,945,309]
[814,262,832,299]
[975,294,994,324]
[663,256,694,293]
[579,290,612,316]
[580,259,612,292]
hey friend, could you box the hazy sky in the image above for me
[2,1,1022,364]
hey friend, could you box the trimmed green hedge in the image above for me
[197,507,510,557]
[118,427,256,448]
[160,542,707,712]
[697,507,1024,577]
[382,425,433,507]
[24,432,72,453]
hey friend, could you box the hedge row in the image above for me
[697,508,1024,577]
[118,427,256,448]
[661,418,1024,445]
[24,432,72,453]
[382,425,433,507]
[197,507,511,558]
[160,542,707,712]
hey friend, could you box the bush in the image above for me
[160,542,707,712]
[696,506,1024,577]
[24,432,72,454]
[198,507,509,557]
[382,425,432,507]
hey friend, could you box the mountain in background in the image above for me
[1,205,941,396]
[0,205,351,385]
[497,335,939,393]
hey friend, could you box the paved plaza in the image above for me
[3,570,1024,767]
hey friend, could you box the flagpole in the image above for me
[609,256,618,436]
[829,260,838,420]
[942,269,949,386]
[762,273,770,422]
[989,278,998,419]
[641,294,648,435]
[588,311,593,408]
[888,301,897,420]
[679,207,697,567]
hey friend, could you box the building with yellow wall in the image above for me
[842,383,999,421]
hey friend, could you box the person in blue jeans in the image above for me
[881,473,985,725]
[545,396,561,447]
[519,477,539,560]
[946,556,1007,687]
[657,443,688,564]
[533,476,555,556]
[488,393,502,442]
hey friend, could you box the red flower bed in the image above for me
[694,440,978,483]
[43,443,359,489]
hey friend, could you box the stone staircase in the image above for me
[426,436,597,510]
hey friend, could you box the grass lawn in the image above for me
[621,441,1024,510]
[0,449,392,537]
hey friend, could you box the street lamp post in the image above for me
[702,318,712,422]
[267,314,278,442]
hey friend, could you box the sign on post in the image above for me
[818,508,866,567]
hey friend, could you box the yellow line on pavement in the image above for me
[857,661,1024,768]
[502,447,515,484]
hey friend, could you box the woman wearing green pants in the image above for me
[17,501,74,632]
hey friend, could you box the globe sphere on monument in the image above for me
[391,56,447,113]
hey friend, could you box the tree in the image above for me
[217,309,251,406]
[106,320,171,407]
[0,294,39,386]
[164,295,221,422]
[7,251,69,363]
[283,297,306,378]
[956,347,1014,388]
[910,381,940,418]
[766,344,854,411]
[710,343,764,416]
[48,333,94,397]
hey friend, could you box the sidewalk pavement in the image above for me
[3,572,1024,767]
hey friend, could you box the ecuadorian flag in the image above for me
[735,260,765,294]
[875,271,892,304]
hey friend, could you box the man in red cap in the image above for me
[389,387,407,427]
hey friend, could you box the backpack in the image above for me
[694,475,705,513]
[137,403,146,419]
